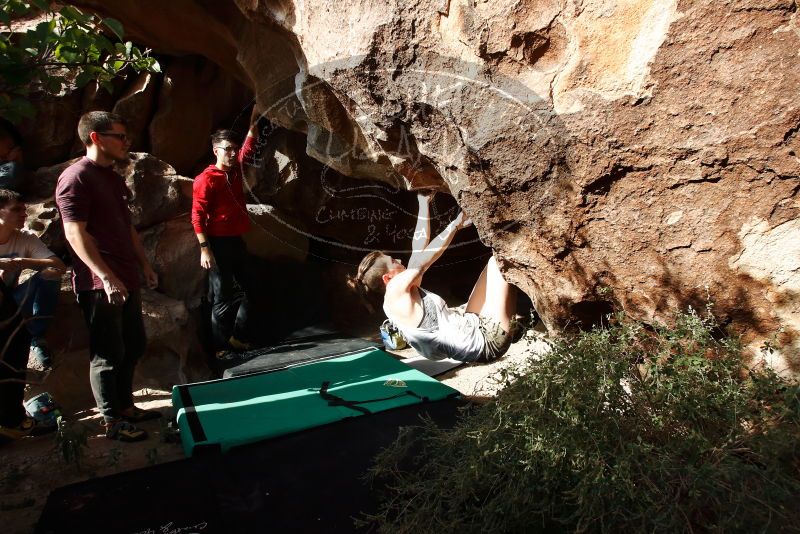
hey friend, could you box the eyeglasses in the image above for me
[97,132,131,143]
[215,145,239,153]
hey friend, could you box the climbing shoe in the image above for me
[509,321,525,344]
[30,339,54,370]
[228,336,252,352]
[104,419,148,442]
[216,349,244,362]
[0,415,56,443]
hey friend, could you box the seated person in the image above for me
[0,119,25,193]
[348,192,518,362]
[0,278,52,443]
[0,189,65,368]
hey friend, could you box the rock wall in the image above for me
[63,0,800,374]
[16,54,252,177]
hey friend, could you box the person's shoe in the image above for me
[30,339,53,370]
[215,349,243,362]
[228,336,251,352]
[0,416,56,443]
[509,315,526,344]
[104,419,148,442]
[119,406,162,423]
[0,416,36,442]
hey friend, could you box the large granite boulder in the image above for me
[139,289,211,388]
[24,154,193,260]
[15,71,84,168]
[243,204,310,263]
[28,158,77,201]
[149,55,253,176]
[141,217,206,307]
[115,152,194,229]
[24,197,67,258]
[112,72,160,153]
[62,0,800,375]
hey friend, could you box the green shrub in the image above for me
[366,310,800,533]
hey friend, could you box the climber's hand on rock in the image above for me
[453,211,472,230]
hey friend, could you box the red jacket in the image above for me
[191,135,258,237]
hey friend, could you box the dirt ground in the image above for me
[0,325,550,534]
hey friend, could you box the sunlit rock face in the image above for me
[72,0,800,373]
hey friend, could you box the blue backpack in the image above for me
[24,392,61,428]
[379,319,408,350]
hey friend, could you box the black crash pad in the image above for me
[221,333,379,378]
[36,397,468,534]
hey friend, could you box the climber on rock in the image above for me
[348,192,520,363]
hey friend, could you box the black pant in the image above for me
[0,289,31,427]
[77,289,146,421]
[208,235,259,348]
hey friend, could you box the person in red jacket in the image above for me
[192,121,263,353]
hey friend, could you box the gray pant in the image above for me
[77,290,146,421]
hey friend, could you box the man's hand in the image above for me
[101,273,128,305]
[143,264,158,289]
[200,248,215,270]
[40,266,63,280]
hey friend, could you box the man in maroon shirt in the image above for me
[192,119,263,353]
[56,111,160,442]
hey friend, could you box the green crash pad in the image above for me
[172,348,460,456]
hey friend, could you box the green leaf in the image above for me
[85,44,100,62]
[54,43,80,64]
[102,17,124,40]
[99,79,114,94]
[33,20,55,41]
[1,1,160,112]
[58,5,91,25]
[74,70,94,88]
[45,76,62,93]
[94,34,114,53]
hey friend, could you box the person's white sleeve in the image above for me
[20,230,56,259]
